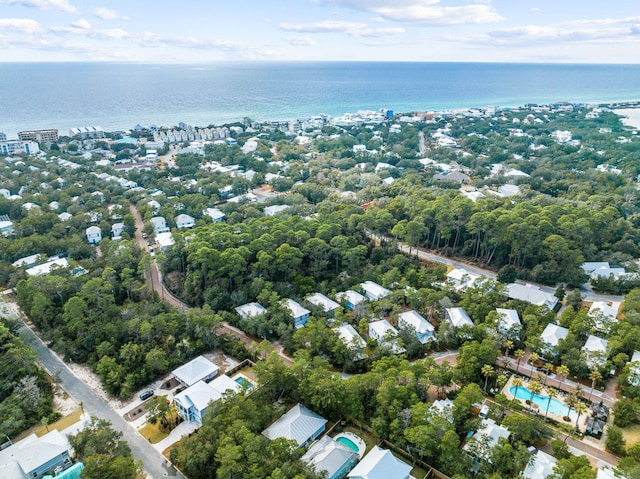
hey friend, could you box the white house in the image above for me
[12,254,41,269]
[176,213,195,229]
[360,281,390,301]
[58,212,72,221]
[262,404,327,448]
[306,293,340,316]
[445,307,474,329]
[522,449,557,479]
[583,262,627,281]
[398,310,435,344]
[264,204,290,216]
[173,375,241,424]
[336,290,366,311]
[150,216,170,234]
[446,268,481,292]
[495,308,522,339]
[628,351,640,386]
[203,207,225,222]
[540,323,569,356]
[0,216,14,236]
[335,324,367,360]
[584,335,608,369]
[463,418,510,461]
[155,231,175,252]
[25,257,68,277]
[506,283,558,310]
[301,435,359,479]
[284,299,311,329]
[235,302,267,319]
[347,445,412,479]
[588,301,620,334]
[172,355,219,388]
[111,222,125,240]
[369,319,406,354]
[85,226,102,244]
[0,429,73,479]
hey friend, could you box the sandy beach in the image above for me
[614,108,640,129]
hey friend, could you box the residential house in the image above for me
[398,310,435,344]
[588,301,620,334]
[540,324,569,358]
[172,355,219,388]
[306,293,340,316]
[111,222,125,240]
[360,281,390,301]
[495,308,522,340]
[301,436,359,479]
[431,398,454,422]
[155,232,175,252]
[203,207,225,222]
[335,323,367,360]
[235,302,267,319]
[58,212,72,221]
[285,299,311,329]
[583,262,626,281]
[347,445,412,479]
[147,200,161,213]
[628,351,640,386]
[0,430,73,479]
[583,335,608,369]
[434,170,469,183]
[150,216,170,234]
[173,375,241,424]
[369,319,406,354]
[25,258,68,277]
[445,307,474,329]
[176,213,195,229]
[446,268,481,292]
[464,418,510,462]
[264,205,290,216]
[522,450,557,479]
[262,404,327,448]
[506,283,558,310]
[336,290,366,311]
[0,215,14,236]
[12,254,41,269]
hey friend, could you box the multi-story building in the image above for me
[69,126,105,139]
[18,129,59,143]
[0,140,40,156]
[0,131,6,141]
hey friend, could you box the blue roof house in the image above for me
[262,404,327,448]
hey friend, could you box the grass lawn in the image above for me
[139,422,170,444]
[621,423,640,445]
[342,425,379,455]
[16,408,83,440]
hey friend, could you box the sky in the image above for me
[0,0,639,63]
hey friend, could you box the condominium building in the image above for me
[18,129,59,143]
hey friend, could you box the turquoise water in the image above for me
[336,436,359,452]
[234,376,252,389]
[2,62,640,135]
[510,386,576,420]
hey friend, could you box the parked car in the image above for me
[142,232,148,239]
[139,390,154,401]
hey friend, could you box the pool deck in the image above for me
[333,431,366,459]
[503,376,587,430]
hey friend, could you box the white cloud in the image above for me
[283,35,317,46]
[320,0,503,25]
[0,0,76,13]
[0,18,42,34]
[93,7,128,20]
[279,20,404,37]
[71,18,90,29]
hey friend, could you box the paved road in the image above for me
[6,304,183,479]
[369,231,624,303]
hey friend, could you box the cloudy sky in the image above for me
[0,0,639,63]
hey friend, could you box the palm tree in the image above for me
[588,370,603,401]
[513,377,523,402]
[545,387,558,419]
[496,374,508,391]
[528,379,542,406]
[574,401,588,431]
[515,349,526,373]
[529,352,540,379]
[556,365,570,391]
[543,362,555,385]
[481,364,495,393]
[504,340,514,359]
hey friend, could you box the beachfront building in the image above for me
[0,139,40,156]
[262,404,327,448]
[69,126,105,139]
[18,129,59,143]
[172,355,219,388]
[347,446,412,479]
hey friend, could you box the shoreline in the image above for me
[613,108,640,130]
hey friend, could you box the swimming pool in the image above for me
[333,432,366,459]
[336,436,359,452]
[509,385,576,420]
[234,376,253,389]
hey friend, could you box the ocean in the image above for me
[1,62,640,136]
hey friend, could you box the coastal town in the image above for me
[2,100,640,479]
